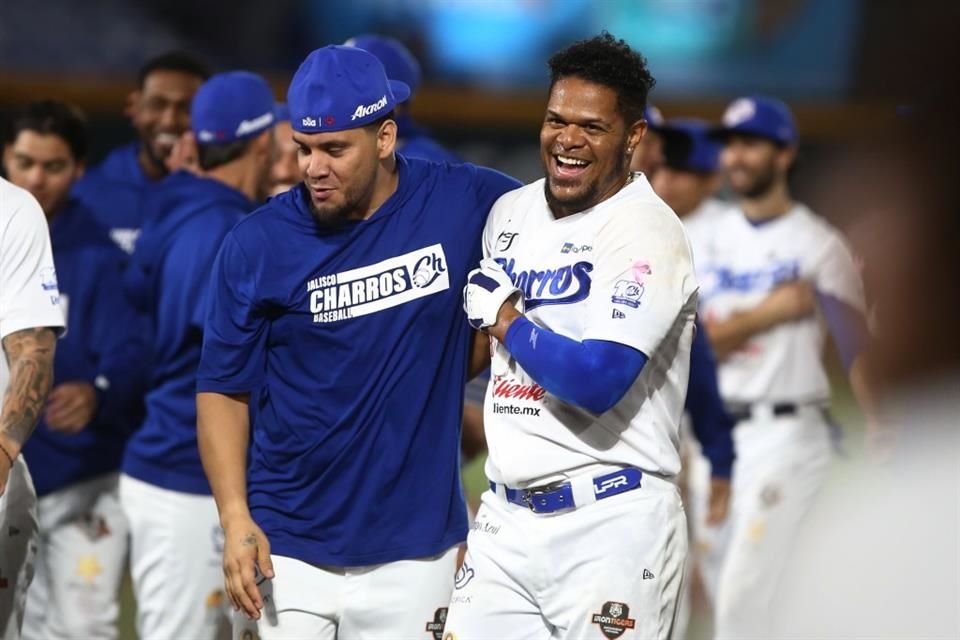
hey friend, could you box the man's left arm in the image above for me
[813,235,878,430]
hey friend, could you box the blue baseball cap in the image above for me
[288,45,410,134]
[344,34,421,96]
[710,96,798,146]
[191,71,279,144]
[658,118,722,174]
[645,103,665,130]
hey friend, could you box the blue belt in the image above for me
[490,467,643,514]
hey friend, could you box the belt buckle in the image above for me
[522,481,568,512]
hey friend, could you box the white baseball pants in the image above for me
[0,458,38,640]
[443,471,688,639]
[119,473,229,640]
[21,472,128,640]
[234,546,459,639]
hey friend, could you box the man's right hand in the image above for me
[222,514,275,620]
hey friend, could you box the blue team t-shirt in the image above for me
[73,142,154,253]
[122,172,257,495]
[197,156,519,566]
[22,199,145,497]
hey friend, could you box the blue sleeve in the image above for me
[817,293,869,370]
[504,316,647,414]
[685,321,735,478]
[196,232,268,394]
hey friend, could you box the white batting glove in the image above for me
[463,258,523,331]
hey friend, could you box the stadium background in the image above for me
[0,0,918,636]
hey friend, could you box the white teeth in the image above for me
[155,133,178,145]
[557,155,587,167]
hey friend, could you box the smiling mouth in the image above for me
[553,154,590,179]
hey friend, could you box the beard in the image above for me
[543,149,629,215]
[308,172,378,227]
[735,162,778,199]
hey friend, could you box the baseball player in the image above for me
[117,71,279,639]
[345,34,463,163]
[694,96,872,639]
[2,101,144,640]
[0,176,63,639]
[72,51,210,253]
[195,45,518,638]
[649,117,735,640]
[445,33,695,638]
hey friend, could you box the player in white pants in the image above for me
[693,96,874,639]
[0,178,63,639]
[447,34,696,639]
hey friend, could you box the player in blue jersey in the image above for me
[3,100,144,640]
[195,45,519,638]
[116,71,279,640]
[345,34,463,164]
[72,51,210,253]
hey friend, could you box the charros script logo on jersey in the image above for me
[306,244,449,323]
[495,257,593,311]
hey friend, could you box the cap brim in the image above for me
[390,79,411,105]
[707,125,793,146]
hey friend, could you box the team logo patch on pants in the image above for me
[425,607,448,640]
[592,601,636,639]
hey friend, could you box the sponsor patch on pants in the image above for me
[592,601,636,639]
[425,607,448,640]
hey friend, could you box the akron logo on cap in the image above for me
[723,98,756,126]
[351,95,388,121]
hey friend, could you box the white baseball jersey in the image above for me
[697,203,865,403]
[0,178,64,401]
[682,197,731,271]
[481,175,699,487]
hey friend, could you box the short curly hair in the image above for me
[547,32,656,127]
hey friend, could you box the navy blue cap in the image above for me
[344,34,421,96]
[288,45,410,134]
[658,118,722,174]
[710,96,798,146]
[645,103,665,130]
[191,71,279,144]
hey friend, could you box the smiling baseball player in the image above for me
[444,33,696,639]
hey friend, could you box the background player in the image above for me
[345,34,463,163]
[649,116,735,640]
[446,33,695,639]
[72,51,210,253]
[0,177,63,639]
[3,101,144,640]
[629,103,665,176]
[195,45,518,638]
[269,104,299,196]
[117,71,278,640]
[695,96,873,639]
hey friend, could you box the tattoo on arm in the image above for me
[0,327,57,447]
[242,534,257,547]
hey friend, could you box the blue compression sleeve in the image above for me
[685,321,735,478]
[503,316,648,414]
[817,293,869,370]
